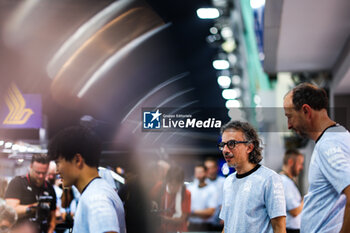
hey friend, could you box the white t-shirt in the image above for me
[220,165,286,233]
[206,176,225,225]
[301,125,350,233]
[73,178,126,233]
[187,181,218,224]
[280,174,301,229]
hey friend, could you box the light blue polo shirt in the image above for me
[301,125,350,233]
[72,178,126,233]
[280,174,302,229]
[219,165,286,233]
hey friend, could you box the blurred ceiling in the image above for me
[0,0,230,162]
[264,0,350,94]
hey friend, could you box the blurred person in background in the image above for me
[187,164,217,232]
[204,157,225,230]
[219,121,286,233]
[46,162,63,221]
[280,149,304,233]
[48,126,126,233]
[158,165,191,233]
[0,202,17,233]
[284,83,350,233]
[5,154,56,233]
[0,178,8,203]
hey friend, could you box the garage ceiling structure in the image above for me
[264,0,350,94]
[0,0,231,166]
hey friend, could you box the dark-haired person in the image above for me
[5,154,57,233]
[280,149,304,233]
[48,126,126,233]
[284,83,350,233]
[158,166,191,233]
[218,121,286,233]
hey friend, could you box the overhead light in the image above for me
[250,0,265,9]
[222,89,241,100]
[213,60,230,70]
[254,95,261,105]
[206,34,221,44]
[221,26,233,39]
[4,142,13,149]
[232,75,241,85]
[225,99,241,108]
[221,39,236,53]
[227,54,237,65]
[196,8,220,19]
[228,108,245,120]
[217,76,231,88]
[0,140,4,146]
[12,144,20,151]
[259,52,265,61]
[210,27,218,34]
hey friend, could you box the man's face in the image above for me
[204,161,217,180]
[291,155,304,177]
[29,162,49,187]
[194,166,206,182]
[221,129,251,169]
[55,156,79,188]
[46,163,57,185]
[283,93,308,137]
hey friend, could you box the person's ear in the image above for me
[288,158,294,167]
[302,104,312,119]
[247,143,254,154]
[74,153,84,168]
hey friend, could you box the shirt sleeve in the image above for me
[282,177,301,211]
[317,139,350,194]
[4,177,23,200]
[264,174,286,219]
[219,180,227,221]
[208,186,218,208]
[87,194,120,233]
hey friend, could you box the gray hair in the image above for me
[221,121,263,164]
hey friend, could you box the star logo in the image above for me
[143,109,162,129]
[150,109,162,122]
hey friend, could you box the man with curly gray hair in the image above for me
[218,121,286,233]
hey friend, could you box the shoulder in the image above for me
[256,166,282,185]
[223,173,236,186]
[83,178,115,198]
[279,174,294,187]
[217,176,226,183]
[318,125,350,146]
[8,176,26,186]
[254,165,278,179]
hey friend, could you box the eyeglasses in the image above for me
[32,169,47,176]
[217,140,249,151]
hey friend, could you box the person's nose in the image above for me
[222,144,230,155]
